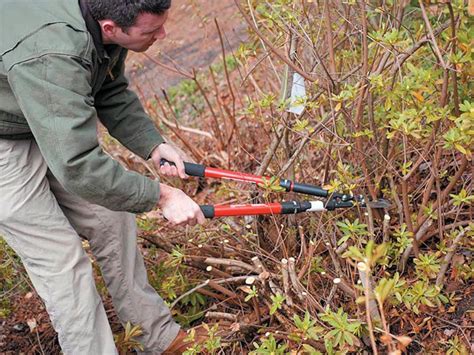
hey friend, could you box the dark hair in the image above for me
[88,0,171,29]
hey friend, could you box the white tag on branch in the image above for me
[287,72,307,115]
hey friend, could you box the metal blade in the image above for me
[365,199,391,209]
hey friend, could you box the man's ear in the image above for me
[99,19,119,39]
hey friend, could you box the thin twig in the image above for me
[234,0,317,82]
[281,259,294,306]
[436,227,470,287]
[398,219,433,273]
[205,311,238,322]
[358,262,379,355]
[418,0,448,69]
[215,18,237,119]
[204,257,256,273]
[141,52,194,79]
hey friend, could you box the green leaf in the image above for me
[302,344,322,355]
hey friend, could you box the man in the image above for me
[0,0,207,353]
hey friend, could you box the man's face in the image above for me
[107,11,168,52]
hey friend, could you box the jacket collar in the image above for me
[79,0,106,60]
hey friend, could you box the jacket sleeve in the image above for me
[7,53,161,213]
[94,49,165,160]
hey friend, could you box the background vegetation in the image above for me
[1,0,472,353]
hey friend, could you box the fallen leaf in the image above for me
[13,324,25,332]
[239,286,252,294]
[380,334,392,345]
[444,329,455,337]
[395,335,412,347]
[26,319,37,333]
[411,90,424,102]
[230,322,240,332]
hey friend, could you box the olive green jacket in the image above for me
[0,0,165,213]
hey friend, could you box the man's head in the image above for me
[88,0,171,52]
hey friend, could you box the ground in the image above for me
[126,0,247,97]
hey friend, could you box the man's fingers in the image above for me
[197,212,206,224]
[160,164,179,177]
[159,162,170,175]
[166,211,205,226]
[159,187,205,226]
[159,160,187,178]
[169,166,178,176]
[178,167,187,179]
[176,160,188,179]
[194,204,205,224]
[187,219,197,227]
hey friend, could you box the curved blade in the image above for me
[365,199,392,209]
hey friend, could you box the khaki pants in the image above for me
[0,139,180,354]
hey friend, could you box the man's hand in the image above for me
[157,184,206,226]
[151,143,187,179]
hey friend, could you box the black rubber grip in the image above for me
[200,205,215,218]
[280,201,312,214]
[325,200,353,211]
[183,162,205,177]
[291,182,328,198]
[160,159,206,177]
